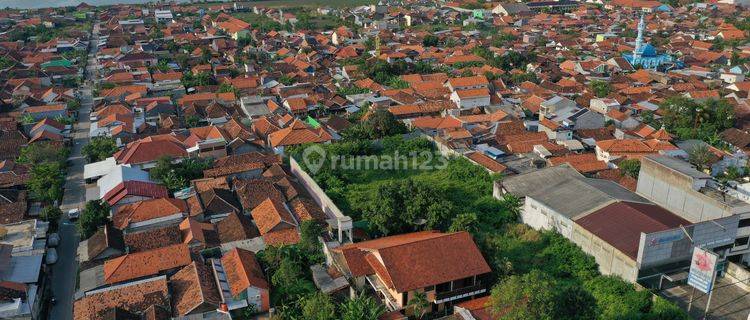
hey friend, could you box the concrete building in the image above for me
[497,162,745,284]
[637,155,750,265]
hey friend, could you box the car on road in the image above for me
[68,208,80,220]
[47,233,60,247]
[46,248,58,265]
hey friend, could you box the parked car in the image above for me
[68,208,80,220]
[46,248,58,265]
[47,233,60,247]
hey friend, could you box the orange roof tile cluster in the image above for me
[268,120,332,147]
[466,152,507,173]
[103,243,192,284]
[113,134,188,165]
[73,277,169,320]
[170,262,222,316]
[221,248,269,297]
[548,153,608,173]
[334,231,490,293]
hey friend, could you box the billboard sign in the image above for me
[687,247,718,294]
[637,215,739,268]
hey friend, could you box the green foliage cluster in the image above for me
[77,200,111,239]
[336,85,371,96]
[340,109,408,141]
[293,132,686,320]
[589,80,612,98]
[40,206,63,230]
[471,47,538,72]
[485,225,688,320]
[19,143,69,204]
[422,34,439,47]
[150,156,213,191]
[8,25,61,43]
[181,71,215,88]
[657,97,734,144]
[234,13,283,32]
[254,222,375,320]
[0,56,16,69]
[295,12,350,31]
[82,137,118,163]
[618,159,641,178]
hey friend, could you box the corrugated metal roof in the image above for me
[575,201,690,260]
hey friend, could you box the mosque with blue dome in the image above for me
[622,14,683,71]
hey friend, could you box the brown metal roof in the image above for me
[575,201,690,260]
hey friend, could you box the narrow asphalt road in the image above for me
[48,21,99,320]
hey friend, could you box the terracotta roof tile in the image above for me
[73,276,169,320]
[250,198,297,235]
[112,198,187,229]
[170,262,221,317]
[576,202,689,260]
[335,231,490,292]
[466,152,507,173]
[221,248,268,297]
[103,244,192,284]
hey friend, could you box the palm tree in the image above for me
[501,194,522,220]
[407,291,430,319]
[340,293,385,320]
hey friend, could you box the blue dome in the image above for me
[637,44,658,57]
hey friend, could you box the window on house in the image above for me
[452,277,474,290]
[735,236,749,247]
[739,218,750,228]
[435,282,451,293]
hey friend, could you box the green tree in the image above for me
[618,159,641,178]
[40,206,62,222]
[584,276,653,319]
[301,292,337,320]
[688,144,714,172]
[589,80,612,98]
[339,294,385,320]
[82,137,118,163]
[28,162,64,203]
[20,114,35,125]
[341,109,408,140]
[422,34,439,47]
[659,97,734,142]
[489,270,595,320]
[449,212,479,233]
[490,270,556,319]
[66,99,81,111]
[407,291,429,319]
[17,143,68,165]
[299,220,325,264]
[77,200,111,239]
[150,156,211,191]
[40,206,63,230]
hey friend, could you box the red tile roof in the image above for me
[103,244,192,284]
[73,276,169,320]
[575,201,690,260]
[466,152,507,173]
[221,248,268,297]
[250,198,297,235]
[112,198,187,229]
[103,181,170,207]
[113,134,187,165]
[170,262,222,316]
[548,153,608,173]
[335,231,490,292]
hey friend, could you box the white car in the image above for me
[68,208,80,220]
